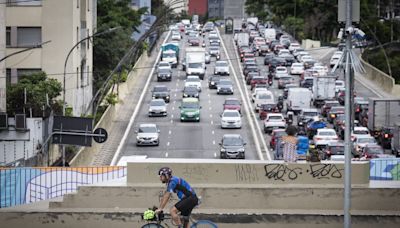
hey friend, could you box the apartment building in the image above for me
[208,0,224,19]
[0,0,95,117]
[163,0,187,14]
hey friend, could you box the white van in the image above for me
[254,90,275,112]
[287,88,312,114]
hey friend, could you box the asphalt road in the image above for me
[119,30,259,160]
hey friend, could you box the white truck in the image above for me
[264,28,277,41]
[287,88,312,114]
[233,19,243,33]
[368,98,400,136]
[247,17,258,26]
[312,75,336,108]
[183,47,206,80]
[237,32,249,47]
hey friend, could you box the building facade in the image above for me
[162,0,188,14]
[208,0,224,19]
[1,0,95,116]
[223,0,246,19]
[188,0,207,16]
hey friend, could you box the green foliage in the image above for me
[6,71,63,117]
[93,0,146,93]
[105,92,119,106]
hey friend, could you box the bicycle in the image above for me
[141,206,217,228]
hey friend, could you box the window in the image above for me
[77,0,80,8]
[6,69,11,85]
[17,27,41,47]
[6,0,42,6]
[6,27,11,46]
[17,69,41,81]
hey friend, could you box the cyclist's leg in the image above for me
[179,195,199,228]
[170,206,182,226]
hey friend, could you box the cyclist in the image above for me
[155,167,198,228]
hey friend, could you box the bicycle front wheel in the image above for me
[191,220,218,228]
[141,223,165,228]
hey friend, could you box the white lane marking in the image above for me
[171,119,173,123]
[208,93,210,97]
[171,114,174,118]
[211,120,213,125]
[214,153,217,157]
[165,152,169,157]
[208,100,211,103]
[110,30,172,166]
[169,130,172,135]
[210,114,212,118]
[167,142,170,146]
[212,131,215,135]
[174,93,177,97]
[213,140,215,145]
[217,29,268,160]
[209,107,212,110]
[172,106,175,111]
[173,100,176,104]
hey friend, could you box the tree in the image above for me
[6,72,63,117]
[93,0,146,92]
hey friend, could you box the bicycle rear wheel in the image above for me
[141,223,165,228]
[190,220,218,228]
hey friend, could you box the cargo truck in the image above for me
[182,47,206,79]
[367,98,400,139]
[312,75,336,108]
[161,43,179,68]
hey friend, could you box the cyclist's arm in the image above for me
[159,191,172,211]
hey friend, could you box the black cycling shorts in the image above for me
[175,194,198,216]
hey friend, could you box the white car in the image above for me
[313,128,338,147]
[148,99,167,117]
[299,55,313,63]
[312,65,328,75]
[184,76,202,92]
[290,63,305,75]
[157,61,172,72]
[335,80,345,93]
[295,51,310,61]
[278,49,290,56]
[274,66,288,79]
[209,31,218,39]
[288,43,301,53]
[136,123,160,146]
[214,60,230,75]
[330,53,343,67]
[351,127,371,140]
[251,87,268,102]
[263,113,286,134]
[220,110,242,129]
[171,31,181,41]
[353,135,377,153]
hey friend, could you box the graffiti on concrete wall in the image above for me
[235,164,259,182]
[263,164,344,182]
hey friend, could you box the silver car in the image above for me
[136,123,160,146]
[209,46,220,59]
[214,60,229,75]
[217,79,234,95]
[148,99,167,117]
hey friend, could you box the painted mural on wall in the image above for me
[0,167,127,208]
[370,158,400,180]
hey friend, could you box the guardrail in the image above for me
[0,166,126,208]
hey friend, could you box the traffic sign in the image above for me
[93,128,108,143]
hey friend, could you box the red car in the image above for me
[223,98,242,113]
[270,129,287,149]
[250,76,268,90]
[259,103,279,120]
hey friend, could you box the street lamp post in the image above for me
[61,26,121,167]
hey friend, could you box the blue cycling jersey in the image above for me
[167,176,196,200]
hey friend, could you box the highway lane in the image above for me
[119,30,259,160]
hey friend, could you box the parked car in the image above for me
[219,134,246,159]
[136,123,160,146]
[220,110,242,129]
[148,99,167,117]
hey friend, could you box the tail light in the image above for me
[326,150,331,155]
[330,114,336,118]
[315,137,322,140]
[356,108,360,112]
[384,133,389,138]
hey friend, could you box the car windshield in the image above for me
[182,102,199,109]
[223,137,243,146]
[216,61,228,67]
[188,63,202,68]
[358,138,375,143]
[354,130,369,135]
[219,80,232,85]
[269,116,282,120]
[159,63,169,68]
[139,126,157,133]
[367,147,383,154]
[319,131,336,136]
[330,146,345,154]
[225,100,239,105]
[304,112,318,117]
[159,68,170,74]
[331,107,345,112]
[150,100,165,106]
[186,77,200,82]
[223,112,240,117]
[153,87,167,92]
[184,87,197,93]
[259,94,272,99]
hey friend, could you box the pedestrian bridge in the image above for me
[1,159,400,228]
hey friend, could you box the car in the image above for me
[182,86,200,99]
[327,106,345,123]
[217,79,234,94]
[208,75,220,89]
[136,123,160,146]
[157,68,172,81]
[278,49,290,56]
[148,99,167,117]
[323,141,345,160]
[269,57,287,70]
[313,128,339,147]
[312,65,328,76]
[188,37,200,46]
[274,66,288,79]
[297,108,319,126]
[321,100,340,117]
[335,80,345,93]
[330,54,342,67]
[250,75,268,90]
[293,48,305,58]
[259,103,279,120]
[185,75,202,92]
[246,71,261,85]
[243,65,259,78]
[264,53,275,65]
[269,129,287,149]
[351,127,370,140]
[205,52,211,64]
[209,36,221,45]
[278,76,295,89]
[251,87,268,102]
[362,144,394,159]
[220,110,242,129]
[258,44,270,56]
[354,99,368,121]
[290,63,305,75]
[219,134,246,159]
[353,135,377,156]
[179,97,201,122]
[171,31,181,41]
[152,85,170,103]
[264,113,286,134]
[300,76,313,89]
[157,61,172,72]
[209,46,220,59]
[288,43,301,53]
[223,97,241,113]
[214,60,229,75]
[208,31,218,39]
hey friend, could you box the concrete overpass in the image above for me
[1,159,400,227]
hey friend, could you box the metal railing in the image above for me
[0,166,127,208]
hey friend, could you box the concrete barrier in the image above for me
[126,158,370,186]
[302,39,321,49]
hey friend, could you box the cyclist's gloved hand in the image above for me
[155,208,163,214]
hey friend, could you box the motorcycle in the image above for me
[268,78,273,86]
